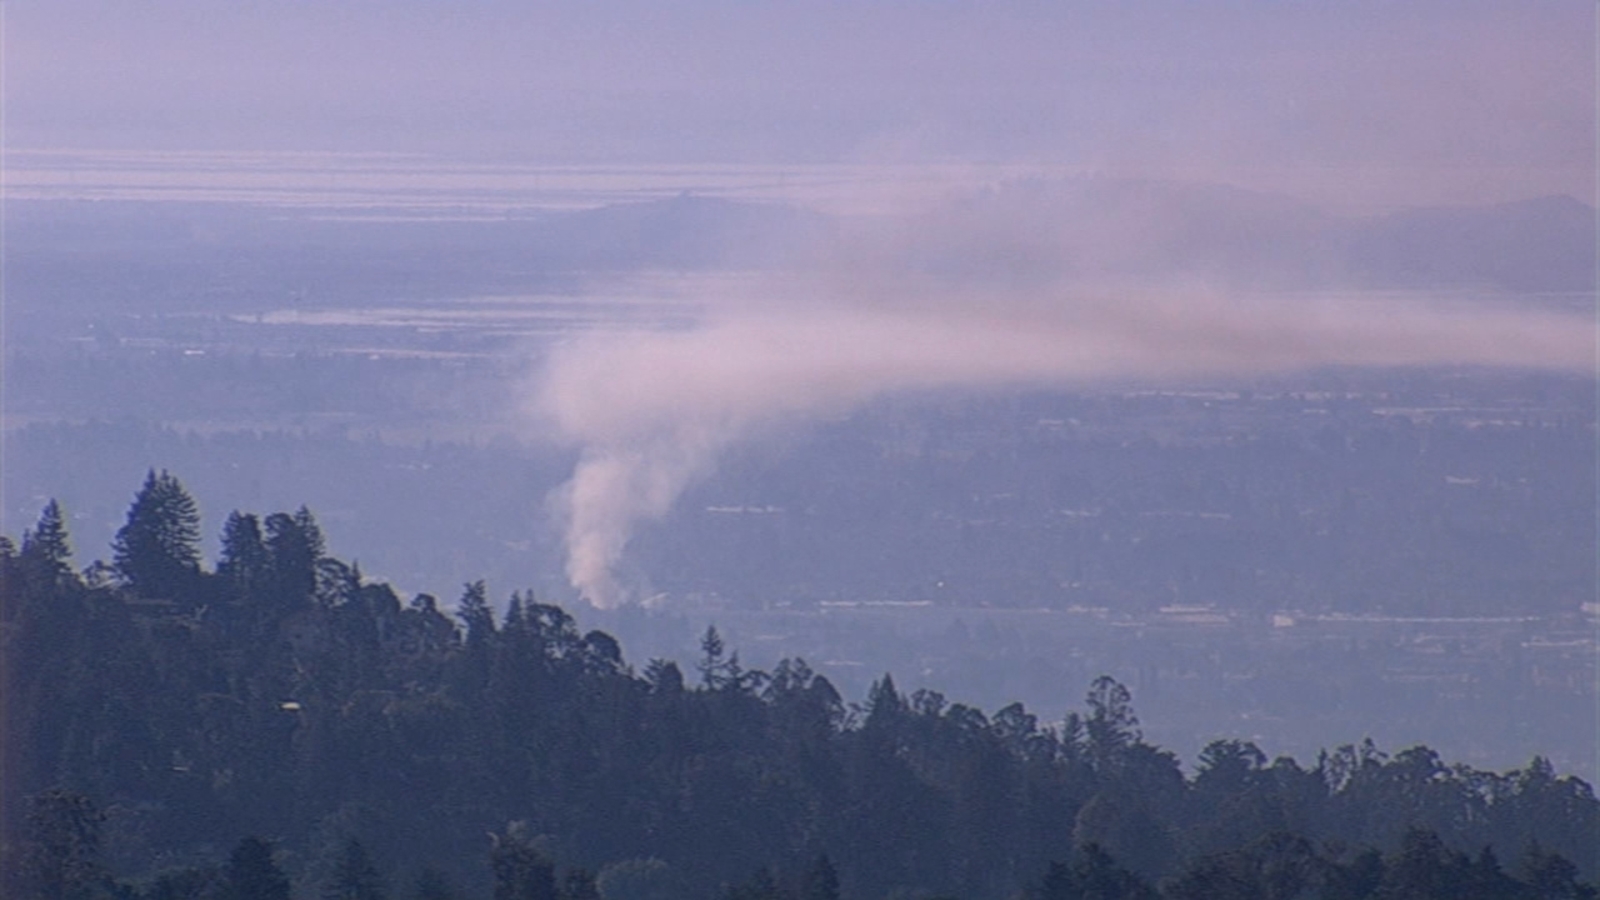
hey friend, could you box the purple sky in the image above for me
[5,2,1594,205]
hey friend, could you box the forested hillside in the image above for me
[3,474,1595,900]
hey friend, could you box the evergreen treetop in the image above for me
[111,469,202,599]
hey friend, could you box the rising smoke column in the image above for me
[533,287,1596,608]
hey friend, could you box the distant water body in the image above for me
[12,148,1586,218]
[5,148,1074,217]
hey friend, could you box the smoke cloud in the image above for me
[532,198,1596,608]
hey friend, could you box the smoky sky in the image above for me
[536,288,1595,607]
[6,2,1595,204]
[528,187,1598,606]
[7,2,1596,607]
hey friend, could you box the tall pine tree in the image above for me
[263,506,325,607]
[20,499,75,586]
[218,511,269,594]
[111,470,202,600]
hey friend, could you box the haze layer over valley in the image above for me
[5,1,1596,786]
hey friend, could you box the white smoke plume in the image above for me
[532,197,1597,608]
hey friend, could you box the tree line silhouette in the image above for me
[2,472,1594,899]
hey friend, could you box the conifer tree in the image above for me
[112,470,202,599]
[20,499,74,582]
[1037,844,1157,900]
[264,507,325,605]
[864,673,905,729]
[1084,675,1140,772]
[562,868,600,900]
[222,837,291,900]
[17,790,109,900]
[457,580,496,647]
[698,625,728,689]
[218,511,269,593]
[490,826,557,900]
[324,838,387,900]
[643,658,686,694]
[0,535,18,603]
[412,868,456,900]
[801,855,841,900]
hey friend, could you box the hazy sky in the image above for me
[6,2,1594,203]
[7,2,1597,608]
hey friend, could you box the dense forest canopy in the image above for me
[2,473,1595,900]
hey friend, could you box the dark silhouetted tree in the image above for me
[1084,676,1139,772]
[1377,828,1467,900]
[1071,791,1175,882]
[457,580,496,648]
[1166,832,1323,900]
[698,625,728,689]
[722,866,787,900]
[562,868,600,900]
[324,838,387,900]
[800,855,841,900]
[1521,842,1598,900]
[142,865,223,900]
[218,511,269,593]
[20,499,74,583]
[264,507,324,606]
[490,826,557,900]
[112,469,202,599]
[222,837,291,900]
[595,858,678,900]
[1036,843,1157,900]
[16,789,110,900]
[112,464,203,598]
[864,673,905,732]
[412,868,456,900]
[643,658,685,695]
[1195,739,1268,796]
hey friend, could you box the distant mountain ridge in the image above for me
[1347,194,1597,293]
[921,178,1597,293]
[5,183,1593,314]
